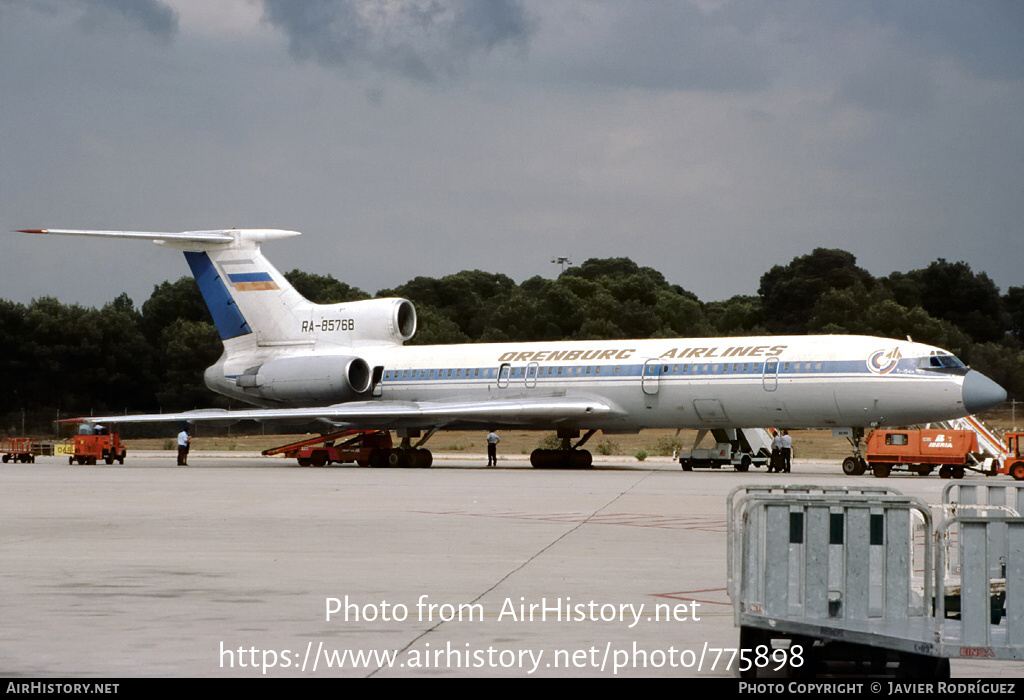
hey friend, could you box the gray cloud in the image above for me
[78,0,179,42]
[533,2,772,93]
[259,0,534,80]
[837,50,939,114]
[866,0,1024,80]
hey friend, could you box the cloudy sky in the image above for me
[2,0,1022,309]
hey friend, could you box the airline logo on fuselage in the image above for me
[867,348,902,374]
[497,344,787,363]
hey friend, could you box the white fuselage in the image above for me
[205,334,976,430]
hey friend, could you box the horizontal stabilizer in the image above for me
[18,229,235,243]
[16,229,301,246]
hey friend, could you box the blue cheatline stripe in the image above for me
[183,251,252,340]
[379,359,938,383]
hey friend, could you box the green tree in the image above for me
[759,249,875,333]
[1003,286,1024,344]
[284,270,370,304]
[140,277,211,344]
[155,319,224,411]
[902,259,1008,344]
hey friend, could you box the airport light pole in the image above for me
[551,256,572,275]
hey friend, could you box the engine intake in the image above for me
[236,355,371,404]
[346,297,416,344]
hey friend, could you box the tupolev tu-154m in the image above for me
[19,228,1007,468]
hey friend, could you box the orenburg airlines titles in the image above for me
[497,344,789,363]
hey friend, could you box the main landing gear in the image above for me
[842,428,869,476]
[385,430,435,468]
[530,429,596,469]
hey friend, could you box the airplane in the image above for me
[18,228,1008,468]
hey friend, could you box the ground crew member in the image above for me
[177,426,190,466]
[770,430,783,473]
[486,430,500,467]
[780,430,792,473]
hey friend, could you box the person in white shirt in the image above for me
[780,430,793,473]
[770,431,783,473]
[177,427,190,466]
[486,430,500,467]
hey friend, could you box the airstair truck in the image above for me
[678,428,772,472]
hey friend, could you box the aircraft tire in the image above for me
[412,449,432,468]
[569,450,592,469]
[842,457,862,476]
[530,449,565,469]
[388,450,405,468]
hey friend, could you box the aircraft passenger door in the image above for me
[762,357,779,392]
[642,359,661,396]
[525,362,539,389]
[497,363,511,389]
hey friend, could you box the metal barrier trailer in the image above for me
[728,485,1024,677]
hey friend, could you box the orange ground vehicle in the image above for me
[1003,432,1024,481]
[262,430,406,467]
[847,428,984,479]
[70,426,126,465]
[1,437,38,463]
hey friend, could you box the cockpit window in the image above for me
[918,353,967,371]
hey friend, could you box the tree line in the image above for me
[2,248,1021,435]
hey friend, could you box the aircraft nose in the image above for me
[962,370,1007,414]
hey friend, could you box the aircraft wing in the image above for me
[65,396,626,429]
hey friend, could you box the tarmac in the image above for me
[2,451,1023,678]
